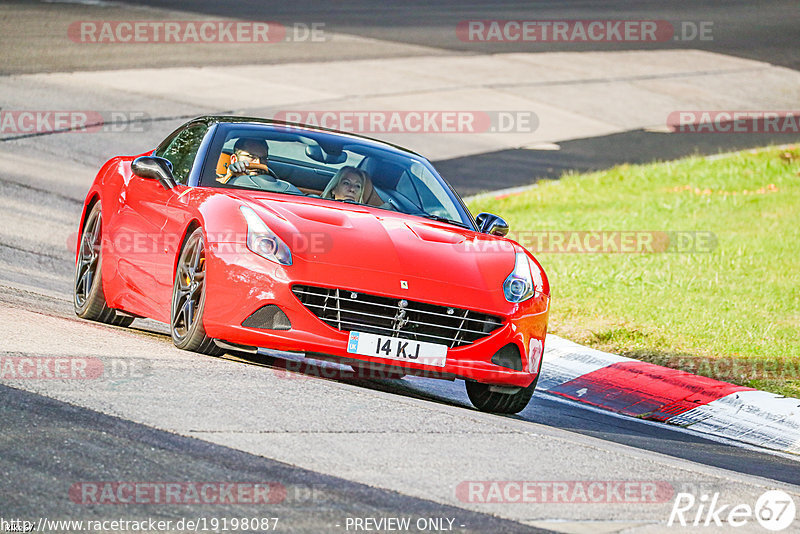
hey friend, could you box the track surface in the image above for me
[2,112,799,532]
[0,383,548,533]
[2,1,800,533]
[5,0,799,73]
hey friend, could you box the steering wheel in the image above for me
[246,162,280,181]
[225,163,303,195]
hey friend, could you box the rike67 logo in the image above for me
[669,490,796,531]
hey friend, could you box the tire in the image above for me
[170,227,223,355]
[73,203,134,327]
[465,376,538,414]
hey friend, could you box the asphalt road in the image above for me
[1,1,799,533]
[1,122,799,531]
[3,283,800,532]
[140,0,800,69]
[0,383,549,534]
[4,0,799,73]
[3,1,798,193]
[438,128,800,196]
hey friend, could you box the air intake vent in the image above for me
[242,305,292,330]
[292,285,503,348]
[491,343,522,371]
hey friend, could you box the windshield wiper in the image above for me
[418,213,470,229]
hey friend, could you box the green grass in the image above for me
[468,145,800,396]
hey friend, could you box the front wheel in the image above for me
[170,227,223,355]
[465,378,537,414]
[73,203,133,327]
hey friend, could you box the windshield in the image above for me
[199,123,474,228]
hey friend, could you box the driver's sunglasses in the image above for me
[238,151,268,161]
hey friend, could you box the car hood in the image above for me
[237,194,518,297]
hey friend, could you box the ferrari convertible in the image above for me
[73,116,550,414]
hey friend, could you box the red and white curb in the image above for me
[539,335,800,455]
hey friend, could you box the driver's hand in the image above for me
[228,161,250,175]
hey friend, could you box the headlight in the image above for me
[239,206,292,266]
[503,252,536,303]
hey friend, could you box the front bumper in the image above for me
[202,243,549,387]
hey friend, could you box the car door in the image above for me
[116,123,209,322]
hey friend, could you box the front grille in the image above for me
[292,285,503,348]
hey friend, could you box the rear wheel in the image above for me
[170,227,223,355]
[73,203,134,327]
[465,377,537,414]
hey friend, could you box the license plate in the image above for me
[346,331,447,367]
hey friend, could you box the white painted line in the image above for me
[537,335,800,456]
[670,390,800,454]
[540,391,800,464]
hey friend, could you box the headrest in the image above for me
[359,158,406,189]
[361,174,384,206]
[216,152,231,176]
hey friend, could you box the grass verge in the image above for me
[468,145,800,397]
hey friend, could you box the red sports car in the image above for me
[74,116,550,414]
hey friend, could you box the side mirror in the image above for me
[475,212,509,237]
[131,156,176,190]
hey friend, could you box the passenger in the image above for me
[322,166,367,202]
[219,137,271,183]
